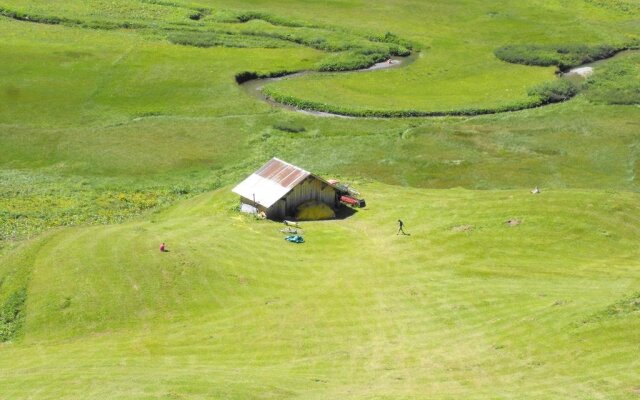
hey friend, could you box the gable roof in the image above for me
[232,158,314,208]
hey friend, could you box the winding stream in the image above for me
[240,52,420,118]
[240,49,639,118]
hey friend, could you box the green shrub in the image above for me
[584,56,640,105]
[316,51,387,72]
[273,122,306,133]
[262,87,544,118]
[167,32,291,49]
[213,10,308,28]
[235,69,295,84]
[495,43,624,70]
[168,32,227,48]
[0,288,26,342]
[583,291,640,324]
[0,5,411,67]
[527,79,579,103]
[211,10,410,59]
[0,6,148,30]
[0,7,73,25]
[367,31,415,52]
[235,71,259,84]
[584,0,639,14]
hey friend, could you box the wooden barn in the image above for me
[232,158,339,220]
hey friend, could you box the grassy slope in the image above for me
[0,18,324,128]
[1,184,639,398]
[0,1,640,397]
[255,0,637,112]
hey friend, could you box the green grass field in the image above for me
[1,0,640,398]
[2,185,640,398]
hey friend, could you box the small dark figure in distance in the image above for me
[397,219,408,235]
[160,242,166,252]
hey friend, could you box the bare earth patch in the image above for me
[452,224,474,233]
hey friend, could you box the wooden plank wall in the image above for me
[240,177,338,220]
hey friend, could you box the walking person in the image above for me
[397,219,408,235]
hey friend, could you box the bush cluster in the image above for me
[234,70,294,84]
[316,51,388,72]
[495,43,624,70]
[527,79,579,104]
[262,87,549,118]
[367,31,416,53]
[168,31,292,49]
[1,4,412,73]
[0,289,26,342]
[209,10,412,71]
[212,10,309,28]
[0,7,75,25]
[273,122,306,133]
[584,56,640,105]
[166,21,410,70]
[584,0,639,14]
[0,6,147,30]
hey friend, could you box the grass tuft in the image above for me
[272,121,306,133]
[0,288,26,342]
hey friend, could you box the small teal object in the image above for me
[285,235,305,243]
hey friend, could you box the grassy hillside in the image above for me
[1,184,640,398]
[1,0,639,242]
[257,0,638,114]
[1,0,640,397]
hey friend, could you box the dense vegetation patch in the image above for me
[0,4,411,72]
[584,53,640,105]
[211,9,308,27]
[0,6,148,29]
[262,85,569,117]
[494,43,630,70]
[167,31,295,49]
[272,121,306,133]
[527,79,579,104]
[0,288,26,342]
[584,0,640,14]
[584,291,640,324]
[0,170,219,242]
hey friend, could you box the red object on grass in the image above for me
[340,195,366,208]
[340,195,359,205]
[160,243,165,252]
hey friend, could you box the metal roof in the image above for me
[232,158,313,208]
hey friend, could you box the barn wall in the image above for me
[280,176,337,217]
[241,177,338,220]
[266,198,286,220]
